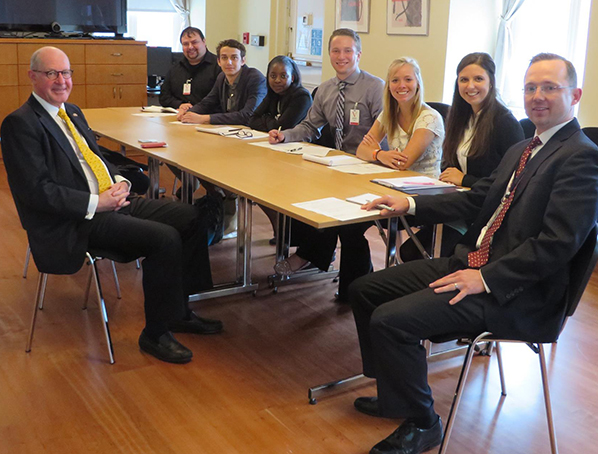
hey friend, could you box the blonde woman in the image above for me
[356,57,444,177]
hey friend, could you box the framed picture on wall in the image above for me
[387,0,430,36]
[336,0,370,33]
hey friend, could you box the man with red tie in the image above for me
[1,47,222,365]
[349,53,598,454]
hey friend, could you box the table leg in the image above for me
[147,157,160,200]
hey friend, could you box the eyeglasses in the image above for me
[523,85,573,96]
[221,129,253,138]
[33,69,74,80]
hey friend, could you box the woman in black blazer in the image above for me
[248,55,312,132]
[440,52,524,187]
[401,53,524,261]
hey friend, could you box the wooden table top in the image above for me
[83,107,416,229]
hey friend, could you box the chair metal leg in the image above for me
[495,342,507,396]
[136,259,141,269]
[172,176,179,196]
[83,259,94,310]
[110,260,122,299]
[23,245,31,278]
[37,272,48,310]
[438,331,492,454]
[538,344,559,454]
[87,253,115,364]
[26,272,48,352]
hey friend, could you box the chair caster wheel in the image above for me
[273,287,278,294]
[332,277,339,283]
[309,398,317,405]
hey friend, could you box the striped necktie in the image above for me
[334,81,346,150]
[468,136,542,268]
[57,108,112,193]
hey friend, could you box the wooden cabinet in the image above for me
[0,38,147,127]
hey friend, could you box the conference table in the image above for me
[82,107,433,300]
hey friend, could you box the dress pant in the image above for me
[87,196,212,332]
[291,219,373,299]
[349,257,491,418]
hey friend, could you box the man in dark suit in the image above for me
[349,53,598,454]
[1,46,223,365]
[177,39,267,125]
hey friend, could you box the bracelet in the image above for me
[372,148,382,161]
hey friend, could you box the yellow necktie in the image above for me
[57,108,112,193]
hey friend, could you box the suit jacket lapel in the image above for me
[28,97,86,179]
[513,119,580,202]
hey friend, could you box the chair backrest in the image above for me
[519,118,536,139]
[427,102,450,124]
[310,86,335,148]
[564,224,598,318]
[581,127,598,147]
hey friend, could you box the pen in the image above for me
[288,147,303,153]
[376,203,395,212]
[278,126,282,132]
[227,128,242,132]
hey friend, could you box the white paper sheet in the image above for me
[249,142,331,156]
[330,163,398,174]
[293,197,380,221]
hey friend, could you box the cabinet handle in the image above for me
[119,87,123,99]
[111,73,124,77]
[111,52,123,57]
[113,87,116,98]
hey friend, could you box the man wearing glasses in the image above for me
[159,27,221,112]
[350,53,598,454]
[1,47,223,365]
[177,39,267,125]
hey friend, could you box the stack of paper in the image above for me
[371,176,456,194]
[249,142,331,156]
[195,126,269,140]
[302,154,363,166]
[141,106,178,114]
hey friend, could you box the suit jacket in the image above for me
[1,95,119,275]
[414,119,598,341]
[189,65,267,125]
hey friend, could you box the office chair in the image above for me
[26,248,133,364]
[519,118,536,139]
[436,225,598,454]
[427,102,450,123]
[581,127,598,147]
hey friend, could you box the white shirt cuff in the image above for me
[479,270,491,293]
[86,194,99,220]
[407,197,416,215]
[114,175,131,191]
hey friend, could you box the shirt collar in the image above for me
[535,119,574,145]
[32,91,63,118]
[336,67,361,86]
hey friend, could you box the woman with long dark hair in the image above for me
[439,52,523,187]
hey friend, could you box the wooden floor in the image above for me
[1,161,597,454]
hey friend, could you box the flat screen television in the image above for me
[0,0,127,34]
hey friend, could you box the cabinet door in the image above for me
[116,85,147,107]
[86,85,118,108]
[0,86,20,124]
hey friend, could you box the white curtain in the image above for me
[494,0,528,94]
[169,0,191,28]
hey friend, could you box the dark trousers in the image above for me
[87,197,212,333]
[291,220,373,299]
[349,257,491,418]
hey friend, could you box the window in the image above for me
[126,0,183,51]
[499,0,592,118]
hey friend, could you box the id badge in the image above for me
[183,81,192,96]
[349,108,360,125]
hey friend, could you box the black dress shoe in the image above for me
[370,417,442,454]
[168,311,223,334]
[138,330,193,364]
[354,396,382,417]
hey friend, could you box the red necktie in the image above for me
[468,136,542,268]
